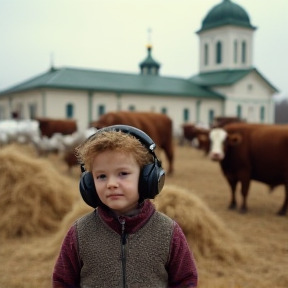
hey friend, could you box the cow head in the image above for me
[209,128,242,161]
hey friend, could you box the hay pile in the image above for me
[154,185,245,263]
[33,200,93,260]
[0,145,78,238]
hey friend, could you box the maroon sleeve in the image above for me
[166,222,198,288]
[52,225,81,288]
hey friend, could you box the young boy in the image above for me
[52,125,198,288]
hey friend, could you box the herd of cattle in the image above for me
[1,112,288,216]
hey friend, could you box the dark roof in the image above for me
[197,0,256,33]
[0,67,225,99]
[189,68,279,92]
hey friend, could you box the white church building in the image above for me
[0,0,278,135]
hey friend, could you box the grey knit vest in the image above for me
[76,210,174,288]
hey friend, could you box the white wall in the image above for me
[198,99,223,124]
[0,90,43,119]
[91,92,118,121]
[0,98,10,119]
[45,90,89,130]
[212,71,275,123]
[92,93,203,136]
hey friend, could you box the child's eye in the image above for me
[120,172,129,176]
[97,174,106,179]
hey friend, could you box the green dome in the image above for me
[139,45,161,75]
[139,46,160,69]
[197,0,256,33]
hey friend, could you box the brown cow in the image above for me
[36,117,77,138]
[208,123,288,215]
[90,111,174,174]
[181,123,210,154]
[62,149,78,173]
[210,116,246,128]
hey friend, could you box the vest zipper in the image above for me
[120,218,127,288]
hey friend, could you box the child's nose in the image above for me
[107,176,119,188]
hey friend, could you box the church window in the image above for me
[260,106,265,122]
[66,103,74,118]
[204,44,209,65]
[242,41,246,63]
[183,108,189,122]
[208,109,214,125]
[98,105,105,117]
[236,105,242,118]
[129,105,135,111]
[216,41,222,64]
[234,40,238,63]
[161,107,167,114]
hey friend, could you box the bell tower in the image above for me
[196,0,257,73]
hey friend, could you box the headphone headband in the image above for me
[87,125,157,154]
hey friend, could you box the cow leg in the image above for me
[226,177,238,210]
[277,184,288,216]
[239,179,251,214]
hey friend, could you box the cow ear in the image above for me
[227,133,242,146]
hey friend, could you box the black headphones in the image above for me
[79,125,165,208]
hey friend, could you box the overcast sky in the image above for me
[1,0,288,98]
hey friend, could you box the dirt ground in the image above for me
[0,143,287,288]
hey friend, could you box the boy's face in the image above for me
[92,150,140,215]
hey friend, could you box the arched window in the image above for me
[234,40,238,63]
[260,106,265,122]
[236,105,242,118]
[128,105,135,111]
[66,103,74,118]
[216,41,222,64]
[98,105,105,117]
[208,109,214,125]
[183,108,189,122]
[242,41,246,63]
[204,44,209,65]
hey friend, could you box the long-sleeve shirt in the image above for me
[53,200,198,288]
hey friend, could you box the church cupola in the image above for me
[139,44,161,75]
[198,0,256,33]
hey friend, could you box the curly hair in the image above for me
[75,130,154,172]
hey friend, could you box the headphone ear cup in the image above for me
[79,171,101,208]
[139,163,165,199]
